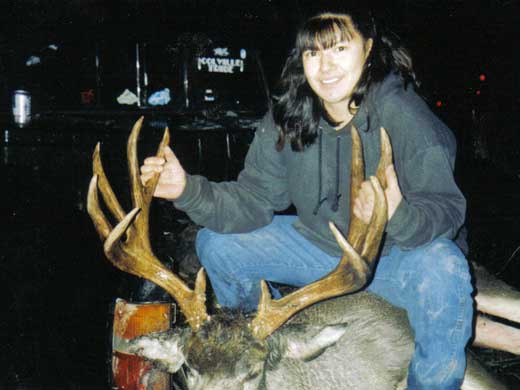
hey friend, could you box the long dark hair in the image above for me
[273,6,418,151]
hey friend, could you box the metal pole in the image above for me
[255,51,271,111]
[95,43,102,106]
[142,43,148,105]
[136,42,141,107]
[182,44,191,108]
[183,52,189,109]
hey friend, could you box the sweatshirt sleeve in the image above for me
[172,114,291,233]
[380,88,466,249]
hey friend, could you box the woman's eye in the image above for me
[335,45,347,52]
[306,50,318,57]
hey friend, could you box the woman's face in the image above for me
[302,17,372,121]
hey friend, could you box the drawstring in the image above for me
[312,128,325,215]
[331,136,341,212]
[313,130,342,215]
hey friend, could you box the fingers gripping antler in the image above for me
[251,127,393,340]
[87,117,209,330]
[347,126,392,254]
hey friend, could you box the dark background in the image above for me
[1,0,519,388]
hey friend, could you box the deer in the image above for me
[87,117,520,389]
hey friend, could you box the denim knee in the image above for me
[195,228,259,280]
[195,228,229,270]
[194,228,252,308]
[408,238,472,295]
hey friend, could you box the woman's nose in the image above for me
[320,52,334,72]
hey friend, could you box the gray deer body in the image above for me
[264,292,412,390]
[129,291,506,390]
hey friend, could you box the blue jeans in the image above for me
[196,216,474,389]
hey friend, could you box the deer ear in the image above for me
[128,331,187,373]
[283,324,348,361]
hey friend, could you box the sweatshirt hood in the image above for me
[319,72,405,136]
[317,102,370,136]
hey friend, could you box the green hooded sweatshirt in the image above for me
[174,73,467,257]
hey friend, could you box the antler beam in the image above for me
[251,127,392,340]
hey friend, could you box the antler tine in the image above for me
[375,127,393,189]
[126,117,150,250]
[87,117,209,331]
[362,128,392,261]
[128,116,145,207]
[87,174,112,240]
[144,127,170,203]
[126,117,169,252]
[103,207,141,271]
[93,143,126,222]
[347,126,369,253]
[361,176,387,262]
[251,127,392,340]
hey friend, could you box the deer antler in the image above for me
[251,127,392,340]
[87,117,209,330]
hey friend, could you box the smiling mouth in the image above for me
[321,78,341,85]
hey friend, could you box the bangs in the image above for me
[297,14,355,51]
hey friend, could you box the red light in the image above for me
[436,100,443,107]
[476,90,481,96]
[479,74,486,81]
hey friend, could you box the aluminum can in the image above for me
[12,90,32,127]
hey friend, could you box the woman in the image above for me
[141,6,473,389]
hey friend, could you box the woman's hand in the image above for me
[140,146,187,200]
[384,164,403,220]
[353,164,403,224]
